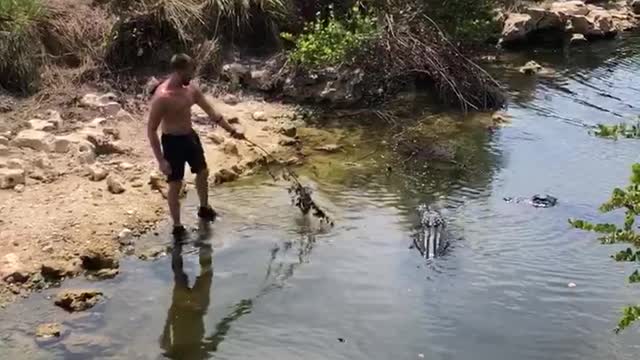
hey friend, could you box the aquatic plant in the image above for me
[592,121,640,139]
[569,163,640,332]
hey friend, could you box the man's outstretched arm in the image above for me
[194,87,244,139]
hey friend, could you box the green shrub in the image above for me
[420,0,501,44]
[569,163,640,332]
[281,5,377,69]
[0,0,45,93]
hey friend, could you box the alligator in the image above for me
[503,194,558,208]
[411,204,447,259]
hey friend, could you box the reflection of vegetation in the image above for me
[569,163,640,332]
[592,121,640,139]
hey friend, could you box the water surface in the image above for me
[2,35,640,359]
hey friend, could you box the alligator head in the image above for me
[413,205,446,259]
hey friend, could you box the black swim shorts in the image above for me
[161,130,207,182]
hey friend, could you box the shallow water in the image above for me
[2,35,640,359]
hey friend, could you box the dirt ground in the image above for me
[0,91,303,307]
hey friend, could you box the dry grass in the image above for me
[194,38,222,78]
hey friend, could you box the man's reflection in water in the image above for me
[160,224,213,360]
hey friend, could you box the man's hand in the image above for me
[159,159,172,176]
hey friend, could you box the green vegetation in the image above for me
[281,5,377,69]
[0,0,46,93]
[569,163,640,332]
[421,0,501,44]
[0,0,43,32]
[593,121,640,139]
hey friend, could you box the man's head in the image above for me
[171,53,195,86]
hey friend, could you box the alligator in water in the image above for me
[411,204,447,259]
[503,194,558,208]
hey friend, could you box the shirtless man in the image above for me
[148,53,244,236]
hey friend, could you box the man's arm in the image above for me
[194,87,243,138]
[147,97,165,162]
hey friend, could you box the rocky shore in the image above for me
[0,90,303,306]
[500,0,639,47]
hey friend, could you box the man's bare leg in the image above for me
[168,180,182,227]
[195,169,209,208]
[195,169,217,221]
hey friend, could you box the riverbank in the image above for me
[0,91,303,307]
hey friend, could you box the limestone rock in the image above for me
[314,144,342,153]
[33,155,52,169]
[252,111,268,122]
[248,69,273,91]
[54,289,103,312]
[12,130,54,152]
[214,168,239,184]
[284,156,303,166]
[222,142,239,156]
[45,110,63,129]
[28,119,56,132]
[138,246,168,261]
[222,94,240,105]
[41,260,81,280]
[14,184,24,193]
[491,112,512,125]
[525,7,563,30]
[501,13,535,44]
[106,175,125,194]
[207,132,225,144]
[570,33,588,46]
[7,158,24,169]
[90,268,119,280]
[88,165,108,181]
[36,323,62,338]
[550,1,590,19]
[52,136,71,153]
[118,162,134,170]
[0,253,30,283]
[221,63,251,88]
[631,0,640,15]
[0,144,8,156]
[279,137,299,146]
[279,124,297,137]
[89,117,108,128]
[102,102,122,117]
[81,93,117,108]
[519,61,543,75]
[115,109,135,122]
[0,168,25,189]
[118,228,133,246]
[80,248,119,271]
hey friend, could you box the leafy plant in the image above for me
[569,163,640,332]
[593,121,640,139]
[281,4,377,69]
[420,0,501,44]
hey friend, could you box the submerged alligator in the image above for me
[411,204,447,259]
[503,194,558,208]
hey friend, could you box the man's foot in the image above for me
[172,225,187,239]
[197,206,217,222]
